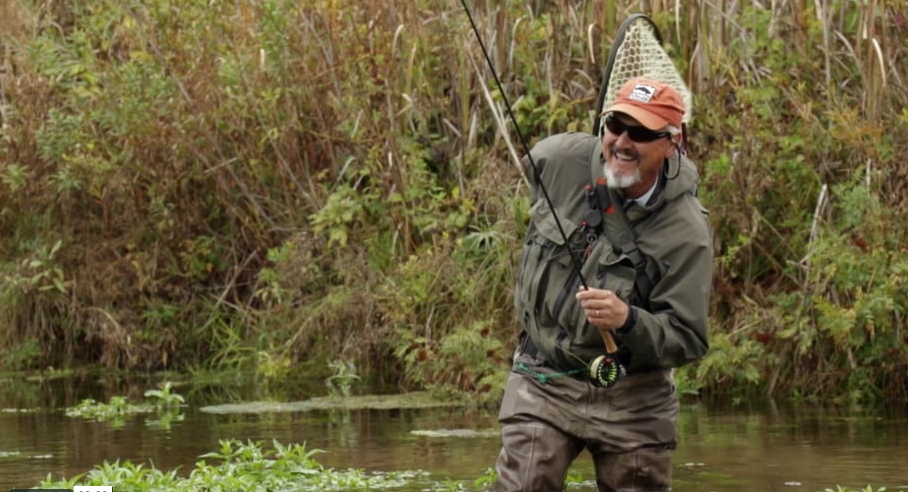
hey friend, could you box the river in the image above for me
[1,373,905,491]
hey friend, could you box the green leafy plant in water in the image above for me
[326,359,360,398]
[144,408,184,431]
[41,438,445,491]
[143,381,187,430]
[437,480,468,491]
[473,468,592,491]
[34,437,890,492]
[65,395,151,428]
[144,381,185,409]
[68,382,187,429]
[473,468,498,490]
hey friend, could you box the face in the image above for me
[601,112,677,199]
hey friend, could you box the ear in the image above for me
[663,137,678,159]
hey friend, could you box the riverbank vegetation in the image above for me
[1,1,906,405]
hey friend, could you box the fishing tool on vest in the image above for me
[459,0,625,387]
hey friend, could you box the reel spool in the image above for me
[589,354,627,388]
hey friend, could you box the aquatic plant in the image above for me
[325,359,361,398]
[39,439,454,491]
[143,381,185,409]
[65,396,152,421]
[36,438,889,492]
[66,381,186,429]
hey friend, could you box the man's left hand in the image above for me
[576,286,629,330]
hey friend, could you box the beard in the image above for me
[603,161,641,189]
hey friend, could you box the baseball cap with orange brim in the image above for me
[603,77,685,130]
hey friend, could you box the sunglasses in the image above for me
[601,113,671,142]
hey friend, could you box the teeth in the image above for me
[615,152,636,161]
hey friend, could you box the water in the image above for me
[1,374,905,491]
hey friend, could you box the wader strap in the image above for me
[605,187,653,301]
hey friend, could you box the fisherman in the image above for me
[490,77,714,492]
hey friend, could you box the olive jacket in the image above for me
[514,131,713,373]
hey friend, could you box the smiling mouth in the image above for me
[611,150,638,163]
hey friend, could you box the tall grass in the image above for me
[0,0,905,403]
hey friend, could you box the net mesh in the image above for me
[602,19,693,125]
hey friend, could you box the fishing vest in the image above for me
[514,133,655,371]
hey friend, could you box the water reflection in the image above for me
[0,374,905,492]
[673,402,908,491]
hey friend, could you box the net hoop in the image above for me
[592,14,693,136]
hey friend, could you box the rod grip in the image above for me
[601,329,618,354]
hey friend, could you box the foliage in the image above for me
[66,381,186,428]
[0,337,42,370]
[64,396,152,428]
[687,1,908,402]
[38,439,454,491]
[143,381,185,409]
[394,319,507,406]
[35,438,888,492]
[0,0,907,404]
[325,359,361,398]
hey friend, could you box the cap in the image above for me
[603,77,685,130]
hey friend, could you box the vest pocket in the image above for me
[594,244,637,302]
[514,200,584,364]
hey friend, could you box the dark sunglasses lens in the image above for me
[603,115,664,142]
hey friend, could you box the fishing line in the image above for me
[457,0,588,290]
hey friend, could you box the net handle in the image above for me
[592,14,663,136]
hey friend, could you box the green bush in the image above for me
[1,0,906,403]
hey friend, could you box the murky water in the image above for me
[1,374,906,491]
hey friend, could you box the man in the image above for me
[491,77,713,492]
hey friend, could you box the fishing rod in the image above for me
[458,0,623,387]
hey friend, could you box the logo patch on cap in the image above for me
[628,83,657,104]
